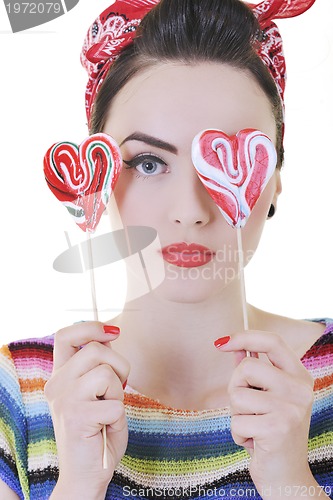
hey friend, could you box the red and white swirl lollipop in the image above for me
[44,133,122,233]
[192,128,277,228]
[43,132,122,469]
[192,128,277,355]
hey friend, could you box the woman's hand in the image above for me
[45,321,130,499]
[215,331,327,499]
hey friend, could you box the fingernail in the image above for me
[122,379,128,390]
[214,336,231,349]
[103,325,120,335]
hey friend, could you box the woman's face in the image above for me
[103,62,281,303]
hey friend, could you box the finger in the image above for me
[231,400,310,449]
[231,412,282,447]
[231,414,264,447]
[53,322,120,371]
[76,363,125,402]
[94,400,127,428]
[230,356,279,391]
[58,341,130,383]
[73,400,126,436]
[215,331,308,377]
[234,349,247,366]
[229,386,273,415]
[229,356,313,406]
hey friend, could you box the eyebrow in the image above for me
[119,132,178,155]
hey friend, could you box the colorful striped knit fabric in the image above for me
[0,319,332,499]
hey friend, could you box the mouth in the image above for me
[160,242,215,268]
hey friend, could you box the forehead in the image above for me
[105,62,276,145]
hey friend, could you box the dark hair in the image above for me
[90,0,284,168]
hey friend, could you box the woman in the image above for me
[0,0,332,498]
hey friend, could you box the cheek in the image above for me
[113,181,139,224]
[112,172,161,226]
[109,171,138,226]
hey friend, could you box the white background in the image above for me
[0,0,332,345]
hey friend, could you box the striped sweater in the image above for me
[0,319,332,499]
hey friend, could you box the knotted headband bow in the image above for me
[250,0,316,105]
[80,0,316,127]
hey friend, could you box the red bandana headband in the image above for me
[80,0,159,127]
[80,0,316,127]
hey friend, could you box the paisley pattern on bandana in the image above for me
[255,22,286,104]
[252,0,316,27]
[80,0,160,125]
[80,0,317,126]
[251,0,316,108]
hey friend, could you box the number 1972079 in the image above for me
[5,3,61,14]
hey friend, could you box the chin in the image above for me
[155,285,214,305]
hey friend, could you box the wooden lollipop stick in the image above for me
[236,228,255,358]
[236,227,249,331]
[237,228,258,454]
[86,232,108,470]
[86,232,98,322]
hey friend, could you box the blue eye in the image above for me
[123,154,169,177]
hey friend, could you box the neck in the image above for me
[113,277,252,409]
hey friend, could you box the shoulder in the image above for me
[0,336,57,499]
[250,306,332,359]
[6,333,55,350]
[5,334,55,359]
[1,334,55,385]
[1,334,55,419]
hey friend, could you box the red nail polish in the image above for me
[103,325,120,335]
[214,336,231,349]
[122,379,128,390]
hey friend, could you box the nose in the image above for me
[169,159,212,227]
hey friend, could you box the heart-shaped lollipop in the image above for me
[43,132,122,470]
[44,133,122,232]
[192,129,277,228]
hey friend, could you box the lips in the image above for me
[161,242,214,268]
